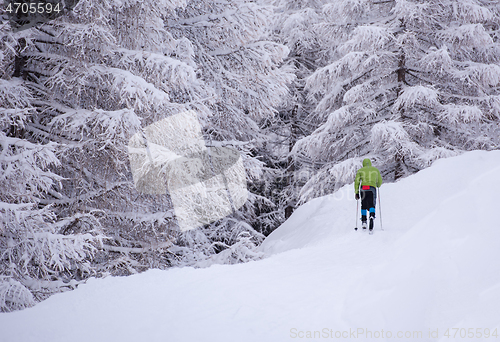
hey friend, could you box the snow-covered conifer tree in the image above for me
[294,0,500,202]
[251,0,328,221]
[166,0,294,239]
[0,20,101,311]
[12,0,204,275]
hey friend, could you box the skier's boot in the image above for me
[361,215,367,229]
[369,210,375,234]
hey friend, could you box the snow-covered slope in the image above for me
[1,150,500,342]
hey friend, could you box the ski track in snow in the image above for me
[1,150,500,342]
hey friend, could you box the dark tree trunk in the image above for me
[13,38,27,78]
[394,18,408,179]
[285,105,298,219]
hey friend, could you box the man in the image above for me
[354,158,383,232]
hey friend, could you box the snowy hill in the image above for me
[1,150,500,342]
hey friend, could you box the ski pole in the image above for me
[355,196,359,230]
[378,187,383,231]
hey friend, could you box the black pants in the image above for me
[360,187,376,221]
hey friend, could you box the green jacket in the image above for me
[354,158,383,194]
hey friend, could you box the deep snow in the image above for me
[1,150,500,342]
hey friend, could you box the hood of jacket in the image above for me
[362,158,372,167]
